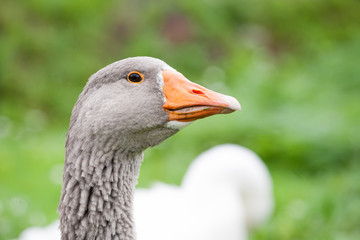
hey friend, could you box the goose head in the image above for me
[67,56,241,152]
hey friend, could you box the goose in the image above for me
[16,56,270,240]
[18,144,273,240]
[59,56,241,240]
[134,144,273,240]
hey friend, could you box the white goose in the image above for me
[18,57,273,240]
[134,144,273,240]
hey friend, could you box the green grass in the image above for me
[252,165,360,240]
[0,129,64,238]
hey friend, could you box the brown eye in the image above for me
[127,71,144,83]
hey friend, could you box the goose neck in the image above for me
[59,144,143,240]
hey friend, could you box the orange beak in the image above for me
[162,69,241,122]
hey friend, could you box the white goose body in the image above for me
[134,144,273,240]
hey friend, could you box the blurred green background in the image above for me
[0,0,359,239]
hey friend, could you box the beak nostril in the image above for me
[192,89,205,95]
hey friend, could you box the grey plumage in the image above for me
[58,56,240,240]
[59,57,178,240]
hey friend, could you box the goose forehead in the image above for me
[86,57,177,90]
[116,57,178,74]
[119,57,170,70]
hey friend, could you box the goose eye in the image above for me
[127,71,144,83]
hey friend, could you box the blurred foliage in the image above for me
[0,0,359,239]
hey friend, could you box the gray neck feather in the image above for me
[59,135,143,240]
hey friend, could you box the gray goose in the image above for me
[58,56,241,240]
